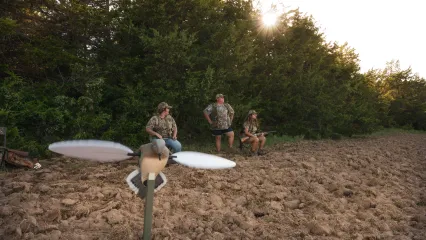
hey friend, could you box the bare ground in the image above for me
[0,133,425,240]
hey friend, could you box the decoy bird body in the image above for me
[126,139,169,199]
[138,139,169,182]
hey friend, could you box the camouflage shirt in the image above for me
[242,120,259,137]
[204,103,235,130]
[146,115,177,138]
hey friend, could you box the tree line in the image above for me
[1,0,425,156]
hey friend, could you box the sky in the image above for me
[254,0,426,77]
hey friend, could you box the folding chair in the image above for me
[0,127,7,169]
[238,137,251,151]
[238,130,250,151]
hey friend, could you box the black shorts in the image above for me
[211,127,233,136]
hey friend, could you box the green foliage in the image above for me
[366,60,426,131]
[0,0,424,157]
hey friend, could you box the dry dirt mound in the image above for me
[1,133,425,240]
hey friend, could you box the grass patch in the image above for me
[265,134,303,146]
[370,128,426,136]
[181,141,217,154]
[180,134,302,153]
[350,127,426,139]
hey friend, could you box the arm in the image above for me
[172,128,177,139]
[145,117,162,139]
[228,104,235,124]
[172,117,178,139]
[244,127,256,138]
[146,127,162,139]
[241,123,256,142]
[203,112,213,124]
[203,104,213,124]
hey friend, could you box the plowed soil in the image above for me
[1,133,425,240]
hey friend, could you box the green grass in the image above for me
[344,127,426,140]
[264,134,303,146]
[180,134,303,153]
[370,127,426,136]
[181,141,217,154]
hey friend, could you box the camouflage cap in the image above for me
[216,93,225,99]
[248,110,258,115]
[157,102,172,113]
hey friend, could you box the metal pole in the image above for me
[143,172,155,240]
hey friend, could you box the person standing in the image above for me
[203,94,235,152]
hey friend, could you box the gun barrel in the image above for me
[127,152,141,157]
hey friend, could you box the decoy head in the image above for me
[151,138,166,160]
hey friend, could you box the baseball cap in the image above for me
[248,110,258,115]
[157,102,172,113]
[216,94,225,99]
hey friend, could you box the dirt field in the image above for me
[1,133,425,240]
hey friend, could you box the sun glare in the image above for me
[253,0,285,34]
[262,12,277,27]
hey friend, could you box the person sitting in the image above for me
[240,110,266,156]
[145,102,182,155]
